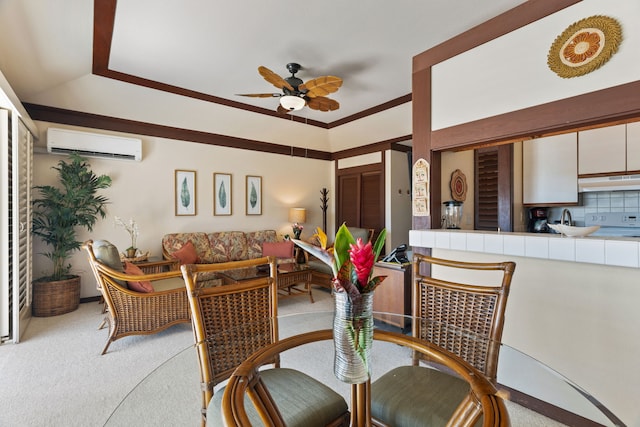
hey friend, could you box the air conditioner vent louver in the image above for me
[46,127,142,161]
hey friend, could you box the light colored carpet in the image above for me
[0,287,566,426]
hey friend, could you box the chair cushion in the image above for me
[92,240,124,272]
[349,227,371,243]
[123,261,154,293]
[208,368,348,427]
[262,241,294,258]
[92,240,127,287]
[153,276,188,292]
[371,365,477,427]
[172,240,199,265]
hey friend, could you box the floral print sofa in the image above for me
[162,230,278,265]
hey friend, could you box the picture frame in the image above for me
[245,175,262,215]
[213,173,232,216]
[175,170,196,216]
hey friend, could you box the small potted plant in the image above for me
[31,153,112,316]
[114,216,139,258]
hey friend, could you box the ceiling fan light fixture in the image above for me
[280,95,305,111]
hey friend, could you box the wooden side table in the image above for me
[277,264,314,303]
[218,263,314,303]
[131,257,180,274]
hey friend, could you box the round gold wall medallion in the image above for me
[548,15,622,78]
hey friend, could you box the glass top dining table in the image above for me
[104,311,625,427]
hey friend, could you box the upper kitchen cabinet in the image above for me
[523,133,577,205]
[626,122,640,172]
[578,124,626,175]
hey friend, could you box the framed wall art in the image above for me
[175,170,196,216]
[214,173,232,216]
[245,175,262,215]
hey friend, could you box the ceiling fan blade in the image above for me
[276,105,291,115]
[306,96,339,112]
[236,93,280,98]
[300,76,342,98]
[258,66,294,92]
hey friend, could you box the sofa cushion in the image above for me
[208,231,247,262]
[163,233,212,263]
[172,240,199,265]
[123,261,155,293]
[246,230,277,259]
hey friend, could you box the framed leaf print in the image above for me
[175,170,196,216]
[214,173,232,216]
[245,175,262,215]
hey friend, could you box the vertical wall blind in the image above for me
[0,109,32,344]
[1,109,12,341]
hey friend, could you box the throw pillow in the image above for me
[172,240,199,265]
[262,241,294,258]
[93,240,124,272]
[123,261,154,293]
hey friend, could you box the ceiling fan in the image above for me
[237,63,342,114]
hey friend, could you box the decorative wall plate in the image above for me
[547,15,622,78]
[450,169,467,202]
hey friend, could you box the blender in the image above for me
[442,201,463,229]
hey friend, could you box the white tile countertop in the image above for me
[409,229,640,269]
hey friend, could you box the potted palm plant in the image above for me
[31,153,112,316]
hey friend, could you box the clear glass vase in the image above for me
[333,290,374,384]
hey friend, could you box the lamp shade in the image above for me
[280,95,305,111]
[288,207,306,224]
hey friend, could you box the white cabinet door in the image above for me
[626,122,640,172]
[578,124,626,175]
[523,133,578,205]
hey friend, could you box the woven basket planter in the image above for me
[32,275,81,317]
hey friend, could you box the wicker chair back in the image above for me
[412,254,516,382]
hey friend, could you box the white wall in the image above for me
[432,0,640,130]
[387,150,412,249]
[32,121,333,298]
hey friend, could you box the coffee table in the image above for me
[219,262,314,303]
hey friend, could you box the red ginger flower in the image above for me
[349,238,374,287]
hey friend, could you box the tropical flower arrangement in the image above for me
[114,216,139,252]
[292,223,387,297]
[293,223,387,382]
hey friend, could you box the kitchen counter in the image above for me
[409,229,640,269]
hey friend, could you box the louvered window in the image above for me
[474,145,513,231]
[1,110,33,343]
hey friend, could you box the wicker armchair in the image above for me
[181,257,350,427]
[371,254,516,427]
[83,240,190,355]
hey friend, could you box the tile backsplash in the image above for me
[547,191,640,226]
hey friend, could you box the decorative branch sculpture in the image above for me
[320,188,329,232]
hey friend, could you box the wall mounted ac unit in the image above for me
[46,127,142,161]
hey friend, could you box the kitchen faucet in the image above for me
[561,209,573,226]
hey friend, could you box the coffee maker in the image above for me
[528,207,549,233]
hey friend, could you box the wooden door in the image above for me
[336,166,384,244]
